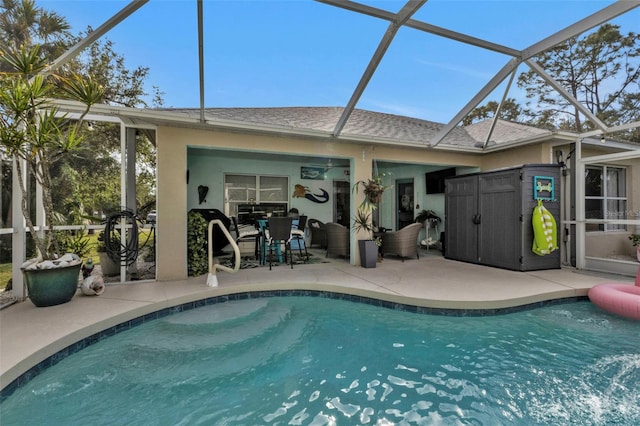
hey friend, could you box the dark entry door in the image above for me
[333,180,350,227]
[396,179,414,230]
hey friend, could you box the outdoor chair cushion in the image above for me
[325,222,349,259]
[308,218,328,248]
[379,222,422,261]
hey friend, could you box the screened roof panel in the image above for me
[46,0,640,140]
[410,0,616,50]
[359,26,517,122]
[203,1,388,108]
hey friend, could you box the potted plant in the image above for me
[352,208,379,268]
[415,209,441,250]
[352,172,390,268]
[96,232,120,277]
[415,209,440,224]
[353,172,392,209]
[0,46,103,306]
[415,209,441,230]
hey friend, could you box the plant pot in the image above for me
[358,239,378,268]
[23,263,81,307]
[98,252,120,276]
[368,193,381,204]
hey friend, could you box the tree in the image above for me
[462,98,523,126]
[517,24,640,138]
[1,0,159,225]
[0,0,71,62]
[70,29,151,108]
[0,45,103,260]
[61,31,158,219]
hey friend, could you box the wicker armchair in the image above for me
[325,222,350,259]
[308,218,328,249]
[379,222,422,261]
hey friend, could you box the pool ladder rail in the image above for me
[207,219,241,287]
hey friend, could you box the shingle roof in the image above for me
[464,119,552,145]
[156,106,552,148]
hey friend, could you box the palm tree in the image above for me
[1,0,158,228]
[0,45,103,260]
[0,0,71,54]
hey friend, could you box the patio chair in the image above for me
[379,222,422,261]
[231,216,260,260]
[308,218,327,249]
[325,222,349,259]
[266,217,294,270]
[290,215,309,262]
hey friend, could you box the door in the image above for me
[396,179,414,230]
[445,175,479,263]
[333,180,350,227]
[478,170,520,269]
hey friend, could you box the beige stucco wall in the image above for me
[155,125,487,280]
[481,143,555,171]
[155,123,637,281]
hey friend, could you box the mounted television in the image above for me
[425,167,456,194]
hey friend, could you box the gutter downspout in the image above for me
[197,0,205,123]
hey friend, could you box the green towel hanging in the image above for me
[532,199,558,256]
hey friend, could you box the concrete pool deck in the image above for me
[0,249,634,392]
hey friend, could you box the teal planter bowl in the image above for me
[23,263,81,307]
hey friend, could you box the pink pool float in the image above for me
[588,246,640,320]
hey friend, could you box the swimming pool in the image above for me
[1,296,639,425]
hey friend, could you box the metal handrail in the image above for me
[207,219,240,287]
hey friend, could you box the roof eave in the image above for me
[479,130,570,152]
[54,101,596,153]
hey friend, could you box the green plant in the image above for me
[415,209,441,224]
[630,234,640,247]
[58,230,91,258]
[352,207,383,246]
[96,231,120,253]
[0,45,103,261]
[352,172,392,210]
[187,211,208,276]
[352,208,375,240]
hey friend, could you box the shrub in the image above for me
[187,211,208,276]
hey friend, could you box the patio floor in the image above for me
[0,248,634,392]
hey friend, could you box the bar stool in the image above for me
[265,217,293,270]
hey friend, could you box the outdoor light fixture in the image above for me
[600,135,606,143]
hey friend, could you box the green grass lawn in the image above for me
[0,229,155,291]
[0,262,11,291]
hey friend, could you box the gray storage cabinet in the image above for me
[444,164,561,271]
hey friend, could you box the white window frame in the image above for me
[224,174,289,218]
[584,164,627,232]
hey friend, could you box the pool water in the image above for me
[2,297,639,425]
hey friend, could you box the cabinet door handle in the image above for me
[472,214,481,225]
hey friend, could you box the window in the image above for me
[585,165,627,231]
[224,174,288,218]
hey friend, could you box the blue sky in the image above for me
[41,0,639,123]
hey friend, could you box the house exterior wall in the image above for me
[156,126,189,281]
[155,125,485,280]
[481,143,553,171]
[155,123,638,281]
